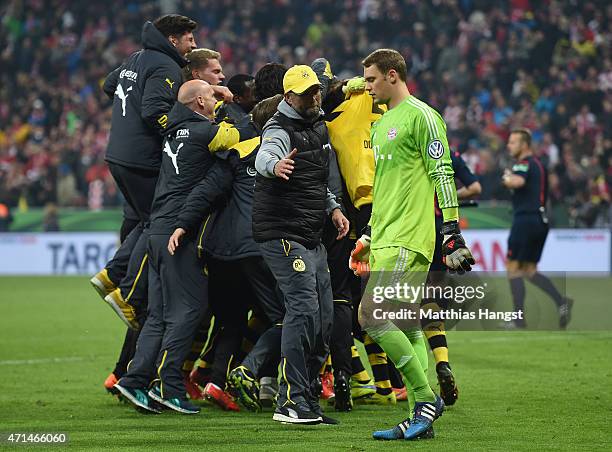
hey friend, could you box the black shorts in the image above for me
[507,215,549,263]
[322,216,355,303]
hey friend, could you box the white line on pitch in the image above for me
[0,356,84,365]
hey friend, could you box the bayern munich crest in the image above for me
[387,128,398,140]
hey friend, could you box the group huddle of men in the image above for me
[89,12,569,441]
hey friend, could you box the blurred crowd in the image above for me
[0,0,611,227]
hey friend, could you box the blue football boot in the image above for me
[403,394,445,440]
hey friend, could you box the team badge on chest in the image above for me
[387,128,398,140]
[292,258,306,272]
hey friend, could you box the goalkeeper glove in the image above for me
[441,221,475,274]
[342,76,366,98]
[349,226,371,277]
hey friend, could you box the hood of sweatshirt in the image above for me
[141,21,189,68]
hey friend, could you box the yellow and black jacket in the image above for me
[149,101,256,235]
[325,91,384,209]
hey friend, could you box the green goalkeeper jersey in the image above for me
[370,95,458,262]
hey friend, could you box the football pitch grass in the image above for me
[0,276,610,451]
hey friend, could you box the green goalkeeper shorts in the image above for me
[359,247,430,329]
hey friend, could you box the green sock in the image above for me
[407,386,416,412]
[404,328,430,410]
[367,326,435,403]
[396,371,417,411]
[404,328,428,373]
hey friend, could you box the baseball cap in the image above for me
[283,65,321,95]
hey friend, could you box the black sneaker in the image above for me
[273,402,322,425]
[559,297,574,329]
[310,401,339,425]
[436,362,458,406]
[318,413,339,425]
[333,371,353,412]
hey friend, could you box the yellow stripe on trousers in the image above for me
[157,349,168,398]
[125,254,148,303]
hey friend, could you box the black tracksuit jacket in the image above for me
[149,102,256,235]
[104,21,188,171]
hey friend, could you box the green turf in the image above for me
[0,276,611,451]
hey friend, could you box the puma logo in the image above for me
[163,141,184,175]
[165,78,175,89]
[114,84,133,117]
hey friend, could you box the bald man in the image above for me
[114,79,257,415]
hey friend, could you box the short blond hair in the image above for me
[183,48,221,80]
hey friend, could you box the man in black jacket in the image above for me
[252,65,349,425]
[90,14,197,330]
[169,95,286,412]
[178,48,240,398]
[114,79,255,415]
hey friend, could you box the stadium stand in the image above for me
[0,0,610,226]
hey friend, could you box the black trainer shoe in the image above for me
[310,400,339,425]
[273,402,322,425]
[437,362,458,406]
[317,412,339,425]
[332,371,353,412]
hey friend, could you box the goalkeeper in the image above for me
[352,49,474,441]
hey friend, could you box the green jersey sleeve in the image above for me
[414,109,458,222]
